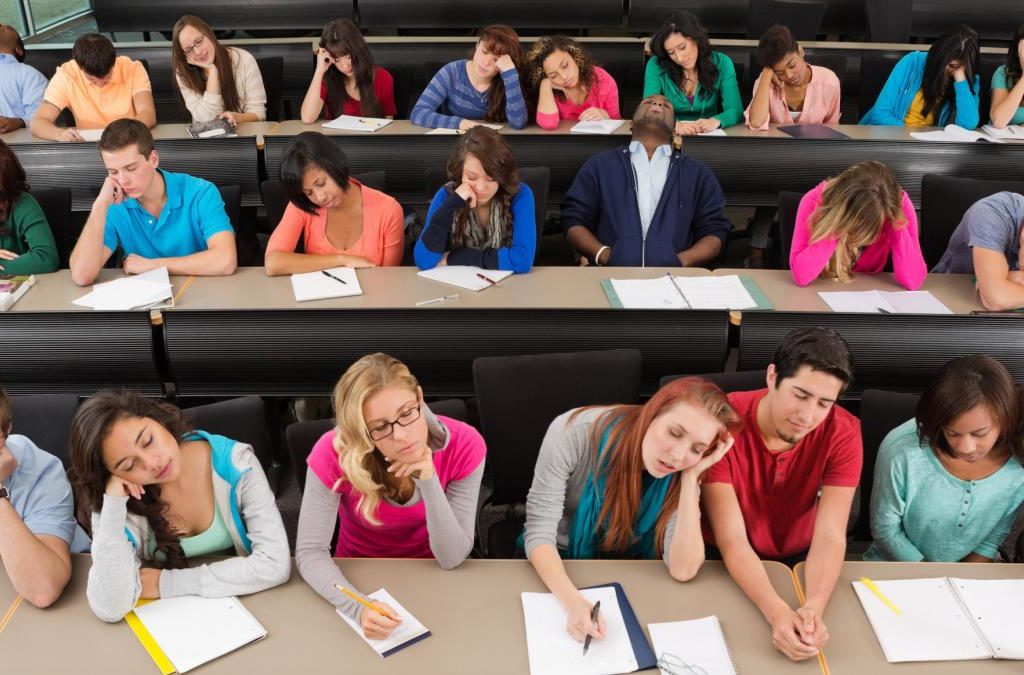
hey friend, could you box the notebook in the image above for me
[417,266,512,291]
[79,128,104,142]
[853,577,1024,662]
[289,266,363,302]
[910,124,1005,143]
[72,267,174,310]
[336,588,431,658]
[322,115,393,132]
[648,616,738,675]
[778,124,850,140]
[127,595,267,674]
[818,290,953,314]
[426,123,505,135]
[571,120,626,135]
[0,275,36,311]
[981,124,1024,140]
[602,275,771,310]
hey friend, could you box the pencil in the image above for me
[860,577,902,615]
[173,275,196,304]
[333,584,394,618]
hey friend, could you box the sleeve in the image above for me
[597,68,620,119]
[952,76,981,130]
[306,430,343,490]
[264,202,309,255]
[86,495,144,622]
[177,74,222,123]
[418,427,485,568]
[18,456,76,543]
[711,54,744,128]
[376,194,406,267]
[500,68,528,129]
[522,411,588,557]
[237,50,267,121]
[889,191,927,290]
[684,163,731,247]
[861,54,914,126]
[559,157,601,234]
[2,195,58,274]
[789,186,839,286]
[868,431,926,562]
[42,68,70,112]
[966,198,1017,253]
[160,449,291,599]
[536,109,561,130]
[974,500,1023,559]
[130,60,152,95]
[375,67,397,117]
[448,184,536,272]
[195,181,234,241]
[991,66,1008,91]
[414,187,460,270]
[743,74,772,131]
[643,57,664,98]
[20,67,49,128]
[102,206,124,253]
[822,414,863,487]
[410,63,462,129]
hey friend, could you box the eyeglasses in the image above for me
[366,405,421,441]
[656,653,709,675]
[183,34,207,57]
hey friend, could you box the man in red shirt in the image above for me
[703,327,861,662]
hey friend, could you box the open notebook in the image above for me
[853,577,1024,662]
[290,267,363,302]
[910,124,1005,143]
[818,290,952,314]
[603,275,771,310]
[336,588,431,658]
[648,616,738,675]
[322,115,392,132]
[417,266,512,291]
[570,120,626,134]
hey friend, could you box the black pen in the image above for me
[321,269,347,285]
[971,310,1023,316]
[583,600,601,656]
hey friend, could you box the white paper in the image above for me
[673,275,757,309]
[570,120,626,135]
[951,578,1024,659]
[425,123,503,135]
[322,115,393,132]
[981,124,1024,140]
[73,266,173,310]
[818,290,951,314]
[335,588,430,658]
[79,128,104,141]
[648,616,737,675]
[697,129,727,137]
[882,291,953,314]
[132,596,267,673]
[610,277,688,309]
[290,266,363,302]
[417,266,512,291]
[911,125,1003,143]
[521,586,639,675]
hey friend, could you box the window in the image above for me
[15,0,91,37]
[0,6,27,35]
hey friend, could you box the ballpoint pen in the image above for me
[477,273,498,286]
[583,601,601,656]
[416,294,459,306]
[321,270,347,285]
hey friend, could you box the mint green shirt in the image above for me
[990,65,1024,126]
[180,503,234,558]
[865,418,1024,562]
[642,50,743,127]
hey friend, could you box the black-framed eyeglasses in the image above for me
[367,405,421,441]
[184,34,207,57]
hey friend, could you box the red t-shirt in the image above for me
[703,388,862,560]
[319,65,397,119]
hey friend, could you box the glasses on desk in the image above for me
[657,652,709,675]
[366,405,422,441]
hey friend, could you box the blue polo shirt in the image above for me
[103,169,233,258]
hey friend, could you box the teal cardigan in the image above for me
[0,192,58,274]
[859,51,981,128]
[642,51,743,127]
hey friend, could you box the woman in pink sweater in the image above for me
[789,161,927,289]
[527,36,620,130]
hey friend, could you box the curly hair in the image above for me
[526,35,597,101]
[650,10,719,101]
[757,24,799,69]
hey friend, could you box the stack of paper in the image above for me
[0,275,36,311]
[818,290,953,314]
[73,267,173,310]
[608,275,758,310]
[336,589,431,658]
[79,129,104,142]
[570,120,626,134]
[290,267,363,302]
[981,124,1024,140]
[425,123,504,135]
[910,125,1004,143]
[417,266,512,291]
[648,616,738,675]
[322,115,393,132]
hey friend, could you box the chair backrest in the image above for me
[216,184,256,266]
[857,52,901,121]
[28,188,72,268]
[920,174,1024,269]
[659,370,766,393]
[182,396,274,471]
[10,394,80,468]
[865,0,911,43]
[747,0,827,40]
[256,56,284,122]
[474,349,643,506]
[776,190,804,269]
[807,53,848,87]
[856,389,920,540]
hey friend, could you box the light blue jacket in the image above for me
[860,51,981,129]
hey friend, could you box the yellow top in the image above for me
[903,89,937,126]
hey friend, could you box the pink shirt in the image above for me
[744,65,841,130]
[789,181,927,290]
[536,66,620,130]
[306,416,486,558]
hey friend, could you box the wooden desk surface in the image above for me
[1,122,275,146]
[8,269,192,314]
[4,557,812,675]
[795,561,1024,674]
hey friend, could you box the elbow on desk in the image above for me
[979,284,1024,311]
[70,265,99,287]
[667,557,704,583]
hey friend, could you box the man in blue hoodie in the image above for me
[562,94,732,267]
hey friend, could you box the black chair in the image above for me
[10,394,80,468]
[385,63,415,119]
[747,0,827,41]
[256,56,284,122]
[807,53,848,87]
[855,389,919,540]
[286,398,468,493]
[920,175,1024,270]
[776,190,804,270]
[473,349,643,558]
[659,370,765,393]
[182,396,275,473]
[857,52,902,122]
[261,170,388,238]
[215,184,257,267]
[865,0,911,43]
[28,188,72,268]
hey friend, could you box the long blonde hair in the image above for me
[331,353,420,525]
[809,161,907,283]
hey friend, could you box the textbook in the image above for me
[570,119,626,134]
[648,616,738,675]
[417,265,512,291]
[127,595,267,674]
[290,266,363,302]
[602,274,771,310]
[0,274,35,311]
[853,577,1024,663]
[910,125,1005,143]
[981,124,1024,140]
[336,588,431,658]
[818,290,952,314]
[322,115,393,132]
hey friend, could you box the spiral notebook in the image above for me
[336,588,431,658]
[853,577,1024,662]
[648,616,738,675]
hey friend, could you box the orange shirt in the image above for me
[43,55,151,130]
[265,180,405,266]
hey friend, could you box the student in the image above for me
[526,35,620,130]
[860,24,980,129]
[410,24,528,130]
[68,390,289,623]
[0,139,58,274]
[523,377,740,642]
[171,15,267,124]
[0,23,47,135]
[562,95,731,267]
[31,34,155,142]
[866,355,1024,563]
[0,385,84,607]
[933,192,1024,310]
[989,24,1024,129]
[790,161,926,290]
[265,131,404,275]
[295,353,485,639]
[69,119,236,286]
[414,126,535,272]
[643,11,743,135]
[703,327,861,662]
[300,18,396,123]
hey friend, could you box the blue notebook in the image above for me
[582,582,657,671]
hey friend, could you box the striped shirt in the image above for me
[411,59,527,129]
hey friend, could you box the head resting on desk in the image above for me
[280,131,352,214]
[0,138,29,224]
[98,119,159,201]
[0,23,26,62]
[631,95,675,145]
[72,33,117,85]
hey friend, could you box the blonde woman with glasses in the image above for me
[789,160,926,290]
[295,353,486,640]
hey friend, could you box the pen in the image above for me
[970,310,1022,315]
[415,293,459,306]
[321,269,347,285]
[477,272,498,286]
[859,577,902,615]
[665,272,688,306]
[333,584,396,619]
[583,600,601,656]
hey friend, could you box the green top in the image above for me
[179,502,235,558]
[0,192,58,275]
[642,50,743,127]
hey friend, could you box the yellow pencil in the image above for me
[333,584,395,619]
[860,577,902,615]
[173,275,196,304]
